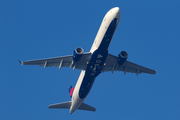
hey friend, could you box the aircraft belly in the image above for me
[70,70,85,113]
[79,75,96,99]
[79,49,108,99]
[78,18,119,99]
[73,70,85,99]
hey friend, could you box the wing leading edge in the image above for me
[102,54,156,75]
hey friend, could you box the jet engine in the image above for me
[73,47,84,62]
[118,51,128,65]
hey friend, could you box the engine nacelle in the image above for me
[118,51,128,65]
[73,47,84,62]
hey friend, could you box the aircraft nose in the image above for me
[114,7,119,11]
[113,7,121,18]
[114,7,120,14]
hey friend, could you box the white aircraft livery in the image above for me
[19,7,156,114]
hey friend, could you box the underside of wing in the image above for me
[20,52,92,70]
[48,101,71,109]
[102,54,156,75]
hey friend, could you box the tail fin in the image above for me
[69,86,74,100]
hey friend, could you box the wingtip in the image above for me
[153,70,157,74]
[18,59,23,65]
[48,104,53,108]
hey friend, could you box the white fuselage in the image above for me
[70,7,121,114]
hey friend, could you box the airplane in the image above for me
[19,7,156,114]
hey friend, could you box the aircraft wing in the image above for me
[102,54,156,75]
[19,52,92,70]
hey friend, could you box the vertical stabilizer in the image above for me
[69,86,74,100]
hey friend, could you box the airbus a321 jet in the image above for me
[19,7,156,114]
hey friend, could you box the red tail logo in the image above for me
[69,86,74,100]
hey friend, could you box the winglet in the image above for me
[18,59,23,65]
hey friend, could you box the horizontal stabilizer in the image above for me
[78,103,96,112]
[48,101,96,112]
[48,101,71,109]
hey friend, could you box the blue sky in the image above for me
[1,0,180,120]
